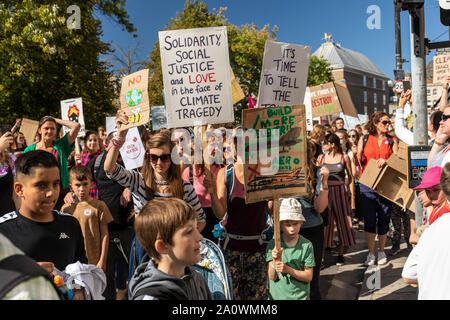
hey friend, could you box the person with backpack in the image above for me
[357,111,398,266]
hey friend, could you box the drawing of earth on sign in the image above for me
[125,89,143,106]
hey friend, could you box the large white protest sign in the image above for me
[257,41,311,108]
[159,26,234,128]
[119,127,145,170]
[61,97,85,137]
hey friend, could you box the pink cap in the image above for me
[413,166,443,190]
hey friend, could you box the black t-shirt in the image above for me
[0,210,87,271]
[88,152,132,230]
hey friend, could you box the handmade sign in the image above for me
[242,104,308,204]
[119,69,150,130]
[61,97,85,137]
[333,81,357,118]
[159,26,234,128]
[20,118,39,146]
[433,53,450,84]
[119,126,145,170]
[339,113,361,131]
[230,68,245,104]
[151,106,168,131]
[309,82,341,118]
[257,41,311,108]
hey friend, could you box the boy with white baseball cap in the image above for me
[266,198,315,300]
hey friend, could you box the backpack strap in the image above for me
[361,134,369,157]
[386,134,395,150]
[92,151,105,183]
[0,254,62,299]
[225,163,234,206]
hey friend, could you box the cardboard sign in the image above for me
[407,145,432,189]
[119,127,145,170]
[20,118,39,146]
[257,41,311,108]
[242,105,308,204]
[360,155,415,213]
[334,81,357,118]
[159,26,234,128]
[304,87,313,131]
[231,68,245,105]
[433,53,450,84]
[151,106,168,131]
[309,82,342,118]
[119,69,150,130]
[61,97,85,137]
[339,113,361,131]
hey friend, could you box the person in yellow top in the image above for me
[61,165,113,272]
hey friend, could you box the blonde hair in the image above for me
[140,132,183,200]
[310,124,325,141]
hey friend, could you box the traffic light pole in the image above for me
[408,5,428,228]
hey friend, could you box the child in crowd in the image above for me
[61,165,113,272]
[128,198,211,300]
[0,151,87,299]
[267,198,315,300]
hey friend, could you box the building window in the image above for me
[374,93,377,104]
[363,75,367,87]
[374,107,378,112]
[427,89,430,96]
[383,94,386,105]
[382,80,385,90]
[373,78,377,88]
[364,106,368,114]
[433,89,437,95]
[364,91,367,103]
[383,108,387,113]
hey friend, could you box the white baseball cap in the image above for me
[279,198,305,222]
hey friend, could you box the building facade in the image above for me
[313,41,391,116]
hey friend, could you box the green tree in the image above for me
[146,0,277,125]
[307,55,334,87]
[0,0,135,129]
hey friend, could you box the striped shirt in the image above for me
[106,164,205,221]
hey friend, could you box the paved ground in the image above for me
[319,223,418,300]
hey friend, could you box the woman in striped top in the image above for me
[104,110,205,278]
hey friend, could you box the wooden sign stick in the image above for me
[75,138,81,164]
[202,125,214,194]
[273,193,283,279]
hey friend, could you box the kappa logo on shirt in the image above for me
[59,232,70,240]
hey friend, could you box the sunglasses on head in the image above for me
[148,153,171,163]
[442,114,450,122]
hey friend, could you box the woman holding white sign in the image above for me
[104,110,205,279]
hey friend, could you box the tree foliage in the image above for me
[307,55,334,87]
[0,0,135,129]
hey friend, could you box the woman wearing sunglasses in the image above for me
[104,110,205,279]
[357,111,398,267]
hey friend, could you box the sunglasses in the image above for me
[148,153,171,163]
[349,135,357,138]
[381,120,391,126]
[442,114,450,122]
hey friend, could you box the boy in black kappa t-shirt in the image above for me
[0,150,87,299]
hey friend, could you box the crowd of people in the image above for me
[1,79,450,300]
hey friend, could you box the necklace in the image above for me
[154,179,170,185]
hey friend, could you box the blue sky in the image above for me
[99,0,448,80]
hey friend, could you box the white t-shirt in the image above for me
[441,149,450,168]
[402,213,450,300]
